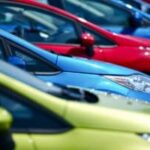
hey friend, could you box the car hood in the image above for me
[57,55,141,75]
[65,101,150,133]
[114,33,150,47]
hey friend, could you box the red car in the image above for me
[1,0,150,74]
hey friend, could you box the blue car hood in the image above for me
[57,55,140,75]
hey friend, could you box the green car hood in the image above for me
[64,101,150,133]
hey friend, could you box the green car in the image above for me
[1,69,150,149]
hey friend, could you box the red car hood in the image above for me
[114,33,150,47]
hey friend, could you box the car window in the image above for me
[81,26,116,46]
[8,43,58,74]
[64,0,131,27]
[0,87,70,132]
[0,3,78,44]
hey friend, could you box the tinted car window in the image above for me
[0,4,78,44]
[0,87,70,132]
[64,0,131,27]
[8,43,58,74]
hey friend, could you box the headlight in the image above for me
[139,134,150,142]
[105,75,150,94]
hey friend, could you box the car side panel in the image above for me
[100,46,150,72]
[31,128,150,150]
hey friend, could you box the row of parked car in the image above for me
[0,0,150,149]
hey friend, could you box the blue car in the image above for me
[0,29,150,101]
[41,0,150,39]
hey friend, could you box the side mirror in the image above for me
[8,56,26,68]
[81,32,95,47]
[80,33,95,57]
[64,86,99,103]
[47,83,98,103]
[0,108,12,132]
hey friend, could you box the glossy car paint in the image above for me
[1,73,150,150]
[1,30,150,101]
[1,0,150,73]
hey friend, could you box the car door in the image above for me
[3,39,61,75]
[79,25,117,62]
[0,87,35,150]
[0,85,73,150]
[0,1,118,61]
[0,2,88,57]
[2,39,86,87]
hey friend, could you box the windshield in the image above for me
[63,0,131,27]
